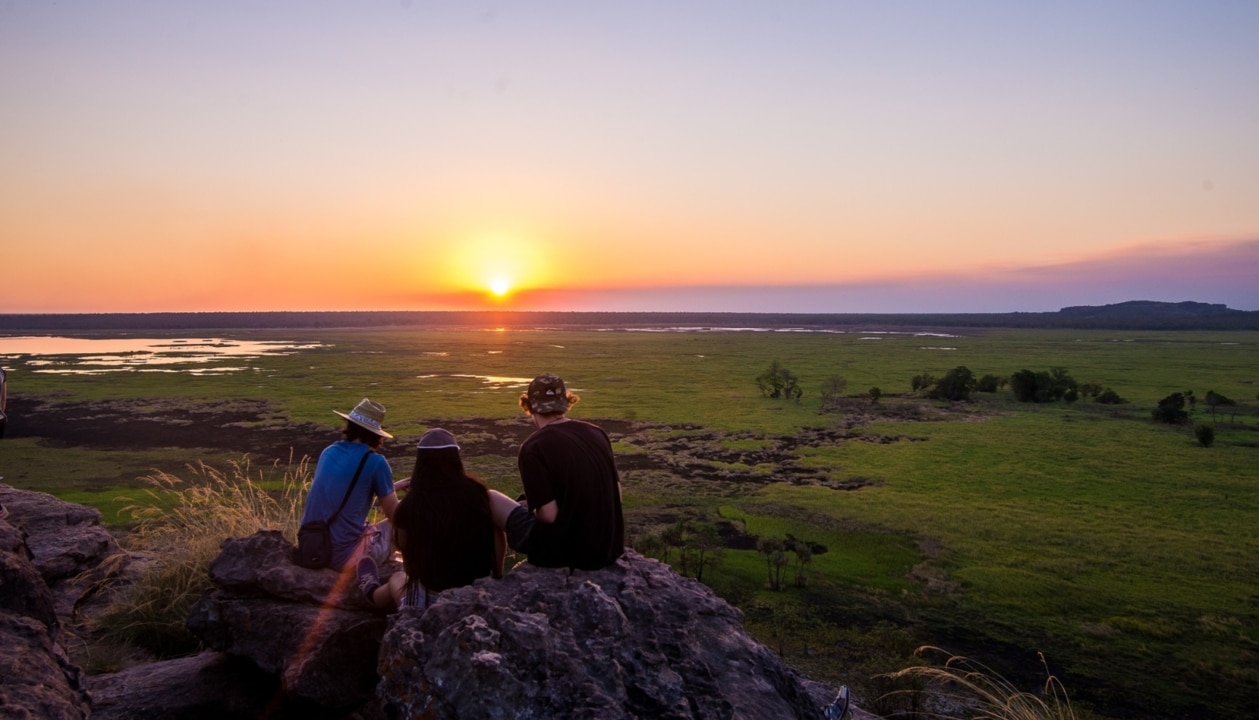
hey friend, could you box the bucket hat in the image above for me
[417,427,459,450]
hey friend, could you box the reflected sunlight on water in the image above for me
[0,336,325,375]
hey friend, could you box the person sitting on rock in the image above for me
[302,398,403,571]
[487,373,625,571]
[358,427,504,610]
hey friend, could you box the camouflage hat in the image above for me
[526,373,571,414]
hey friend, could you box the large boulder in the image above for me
[0,504,93,719]
[86,651,285,720]
[0,482,128,622]
[377,549,853,720]
[186,530,391,710]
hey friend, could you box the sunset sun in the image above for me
[432,230,555,306]
[488,277,512,298]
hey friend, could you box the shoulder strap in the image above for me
[326,447,373,525]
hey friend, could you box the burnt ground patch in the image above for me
[8,397,907,493]
[7,396,330,461]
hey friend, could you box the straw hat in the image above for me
[334,398,393,438]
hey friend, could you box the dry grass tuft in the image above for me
[89,455,310,665]
[879,646,1079,720]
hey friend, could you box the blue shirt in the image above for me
[302,440,394,569]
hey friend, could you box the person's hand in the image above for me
[394,478,411,492]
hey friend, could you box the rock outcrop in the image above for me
[187,530,869,719]
[186,530,392,711]
[377,549,839,719]
[3,485,872,720]
[0,482,128,623]
[87,651,287,720]
[0,486,96,719]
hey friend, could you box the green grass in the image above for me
[3,326,1257,718]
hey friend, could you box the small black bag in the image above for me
[295,520,333,569]
[293,449,372,569]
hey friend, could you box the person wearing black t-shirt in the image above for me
[489,373,624,571]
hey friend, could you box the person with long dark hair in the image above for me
[358,427,504,610]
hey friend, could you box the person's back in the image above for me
[301,398,399,570]
[516,418,624,570]
[358,427,504,611]
[395,470,496,592]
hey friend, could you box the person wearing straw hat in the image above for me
[301,398,406,571]
[488,373,624,571]
[357,427,504,610]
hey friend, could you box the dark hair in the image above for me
[393,447,496,593]
[342,422,385,448]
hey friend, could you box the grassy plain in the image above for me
[2,325,1257,718]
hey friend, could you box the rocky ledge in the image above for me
[2,484,871,719]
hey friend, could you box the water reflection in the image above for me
[415,373,533,389]
[0,336,325,375]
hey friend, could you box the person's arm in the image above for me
[534,500,558,524]
[379,492,400,522]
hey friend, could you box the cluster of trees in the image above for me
[911,366,1126,406]
[761,361,1128,407]
[761,361,881,407]
[634,520,727,583]
[756,535,815,591]
[1152,389,1249,447]
[758,362,1252,433]
[1154,389,1238,425]
[756,360,803,400]
[635,522,819,591]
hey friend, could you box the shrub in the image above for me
[1153,393,1190,424]
[756,360,802,400]
[820,374,848,406]
[1095,388,1125,404]
[1194,424,1215,448]
[1010,368,1077,403]
[929,366,978,402]
[911,373,936,392]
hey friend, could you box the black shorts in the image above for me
[504,504,537,554]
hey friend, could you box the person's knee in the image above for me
[488,489,524,528]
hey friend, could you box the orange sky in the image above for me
[2,3,1257,313]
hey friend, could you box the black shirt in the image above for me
[517,419,625,570]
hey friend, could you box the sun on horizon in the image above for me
[488,277,512,298]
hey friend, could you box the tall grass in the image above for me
[879,646,1084,720]
[90,455,310,666]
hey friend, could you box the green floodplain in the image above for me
[2,324,1256,719]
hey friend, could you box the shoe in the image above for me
[824,685,851,720]
[357,556,381,600]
